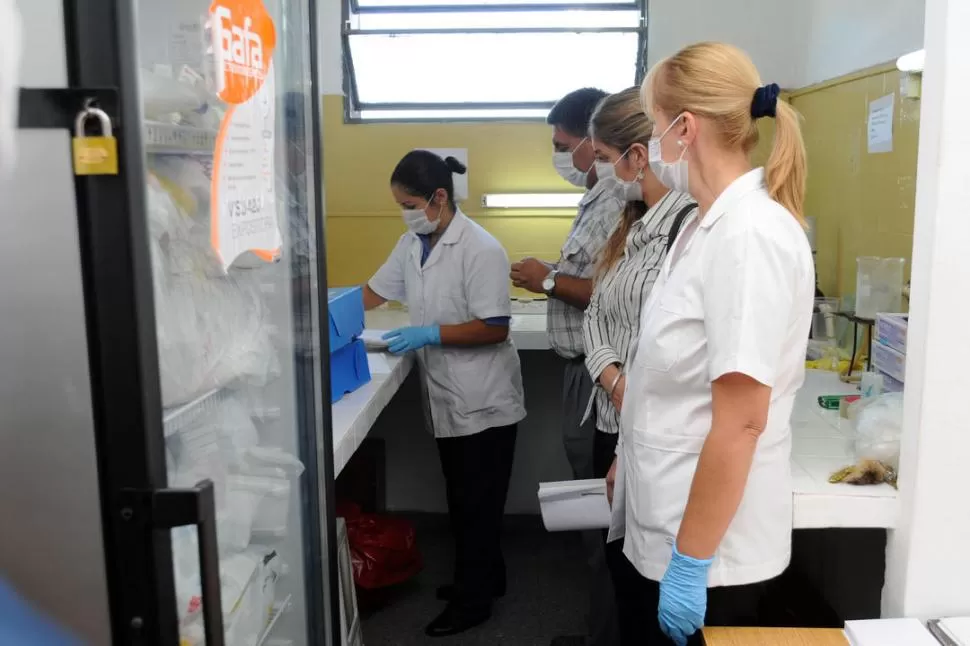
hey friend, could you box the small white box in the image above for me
[872,341,906,384]
[845,618,937,645]
[876,313,908,355]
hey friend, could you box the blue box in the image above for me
[328,287,365,354]
[330,339,371,403]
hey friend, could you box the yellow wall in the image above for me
[790,65,920,298]
[322,94,776,288]
[322,95,576,287]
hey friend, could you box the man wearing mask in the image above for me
[511,87,621,646]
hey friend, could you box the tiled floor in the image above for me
[360,515,588,646]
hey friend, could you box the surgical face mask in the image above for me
[594,161,615,181]
[553,138,590,188]
[402,195,441,235]
[648,115,690,194]
[600,149,642,201]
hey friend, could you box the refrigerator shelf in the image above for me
[256,594,293,646]
[162,387,232,436]
[144,122,217,155]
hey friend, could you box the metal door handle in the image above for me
[151,480,225,646]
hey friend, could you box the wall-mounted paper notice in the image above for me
[420,148,469,201]
[867,93,895,154]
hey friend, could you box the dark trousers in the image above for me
[607,540,767,645]
[436,424,517,610]
[562,358,621,645]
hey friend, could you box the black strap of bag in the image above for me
[666,202,698,254]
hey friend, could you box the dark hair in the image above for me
[390,150,468,210]
[547,87,609,138]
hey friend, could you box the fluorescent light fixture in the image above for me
[897,49,925,73]
[482,193,584,209]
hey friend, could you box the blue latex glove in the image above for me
[382,326,441,355]
[658,543,713,646]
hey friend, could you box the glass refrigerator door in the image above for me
[134,0,325,644]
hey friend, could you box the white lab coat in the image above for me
[613,169,814,587]
[369,209,526,438]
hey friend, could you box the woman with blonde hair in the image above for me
[608,43,814,645]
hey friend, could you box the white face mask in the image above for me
[0,0,23,176]
[553,138,591,188]
[594,160,615,181]
[402,194,441,235]
[600,148,643,202]
[615,174,643,201]
[648,115,690,194]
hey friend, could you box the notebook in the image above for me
[843,618,937,645]
[929,617,970,646]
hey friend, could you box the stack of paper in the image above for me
[843,618,937,645]
[538,479,610,532]
[359,329,390,351]
[928,617,970,645]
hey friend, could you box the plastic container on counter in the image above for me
[855,257,905,320]
[875,312,908,355]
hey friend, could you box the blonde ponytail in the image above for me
[642,42,808,226]
[765,101,807,226]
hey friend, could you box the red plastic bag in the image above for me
[338,503,423,590]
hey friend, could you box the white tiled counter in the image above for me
[790,370,899,529]
[331,351,413,475]
[331,309,900,530]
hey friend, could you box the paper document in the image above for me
[360,329,390,351]
[538,479,611,532]
[844,618,938,645]
[867,93,895,154]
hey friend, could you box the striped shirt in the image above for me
[547,181,625,359]
[582,190,696,434]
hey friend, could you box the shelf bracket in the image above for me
[17,87,119,130]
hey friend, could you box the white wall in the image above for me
[646,0,805,89]
[797,0,925,86]
[882,0,970,619]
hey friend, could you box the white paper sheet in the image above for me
[844,618,938,645]
[867,93,895,154]
[538,479,611,532]
[359,329,390,351]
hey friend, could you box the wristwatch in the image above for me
[542,269,559,296]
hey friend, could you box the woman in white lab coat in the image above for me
[362,150,526,638]
[607,43,815,645]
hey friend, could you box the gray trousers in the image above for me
[562,357,620,646]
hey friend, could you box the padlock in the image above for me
[72,106,119,176]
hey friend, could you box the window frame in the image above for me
[340,0,649,123]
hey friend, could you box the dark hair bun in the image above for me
[444,156,467,175]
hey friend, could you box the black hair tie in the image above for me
[751,83,780,119]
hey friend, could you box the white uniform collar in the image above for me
[438,207,468,246]
[699,167,766,230]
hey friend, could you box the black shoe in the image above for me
[550,637,587,646]
[424,604,492,638]
[436,582,507,601]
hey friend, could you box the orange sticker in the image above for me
[209,0,276,106]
